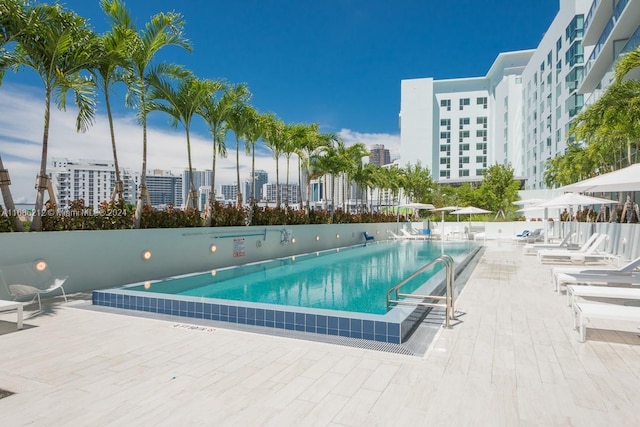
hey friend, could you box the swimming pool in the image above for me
[93,240,480,344]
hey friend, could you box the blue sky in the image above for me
[0,0,561,203]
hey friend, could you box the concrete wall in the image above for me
[0,223,393,300]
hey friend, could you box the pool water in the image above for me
[129,241,474,315]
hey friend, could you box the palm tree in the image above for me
[226,99,255,208]
[147,72,217,209]
[244,111,269,205]
[342,142,369,212]
[197,82,248,224]
[93,0,136,201]
[0,0,30,232]
[282,123,303,209]
[263,114,286,208]
[5,3,98,231]
[614,46,640,83]
[123,7,192,227]
[299,124,326,211]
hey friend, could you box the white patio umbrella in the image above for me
[534,193,616,208]
[530,193,616,244]
[513,198,545,206]
[451,206,491,235]
[561,163,640,193]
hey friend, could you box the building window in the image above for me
[440,99,451,111]
[476,97,487,109]
[459,130,470,142]
[459,117,470,129]
[556,37,562,54]
[459,98,470,110]
[459,169,469,177]
[439,170,450,178]
[476,168,486,176]
[565,40,584,66]
[440,118,451,129]
[476,129,487,141]
[565,14,584,43]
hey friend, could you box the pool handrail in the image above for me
[386,254,456,328]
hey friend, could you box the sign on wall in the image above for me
[233,238,246,257]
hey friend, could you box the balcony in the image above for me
[579,0,639,94]
[583,0,608,45]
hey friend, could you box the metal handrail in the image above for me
[386,254,456,328]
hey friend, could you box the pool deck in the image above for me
[1,239,640,426]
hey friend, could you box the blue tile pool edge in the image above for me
[92,291,402,344]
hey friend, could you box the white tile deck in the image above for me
[1,240,640,426]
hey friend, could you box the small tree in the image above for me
[476,163,520,218]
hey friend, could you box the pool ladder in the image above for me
[386,254,457,328]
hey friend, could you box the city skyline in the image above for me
[1,0,560,204]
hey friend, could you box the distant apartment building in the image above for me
[49,158,135,210]
[219,184,238,202]
[369,144,391,166]
[144,169,183,208]
[398,0,630,189]
[263,183,300,205]
[182,169,211,206]
[197,186,225,211]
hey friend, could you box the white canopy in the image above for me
[561,163,640,193]
[451,206,492,215]
[397,202,435,210]
[534,193,616,208]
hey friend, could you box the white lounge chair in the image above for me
[399,229,430,240]
[567,284,640,307]
[523,232,575,255]
[0,264,68,310]
[572,301,640,342]
[538,234,611,264]
[551,255,640,292]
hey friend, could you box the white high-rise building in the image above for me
[399,0,611,190]
[50,158,135,210]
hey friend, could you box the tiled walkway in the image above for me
[1,240,639,426]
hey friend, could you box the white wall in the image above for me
[0,223,394,300]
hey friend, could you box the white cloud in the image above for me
[0,85,400,205]
[337,128,400,161]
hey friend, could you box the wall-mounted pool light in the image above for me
[292,256,296,261]
[34,260,47,271]
[210,269,217,277]
[291,238,296,244]
[143,281,151,290]
[142,250,152,261]
[336,234,340,239]
[210,244,217,253]
[316,235,320,241]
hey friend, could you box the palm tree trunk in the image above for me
[285,156,290,208]
[275,156,281,208]
[105,90,123,201]
[31,88,53,232]
[134,93,149,229]
[235,135,242,207]
[297,155,303,210]
[0,156,24,232]
[205,129,219,227]
[186,127,197,209]
[250,147,256,205]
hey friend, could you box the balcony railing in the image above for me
[584,0,601,35]
[587,0,630,70]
